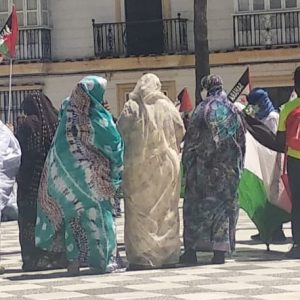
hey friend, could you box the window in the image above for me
[238,0,250,11]
[14,0,24,26]
[286,0,297,8]
[27,0,37,26]
[0,0,49,28]
[0,87,42,125]
[41,0,48,25]
[0,0,8,12]
[270,0,282,9]
[253,0,265,10]
[236,0,299,11]
[117,81,176,115]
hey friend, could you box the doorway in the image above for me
[125,0,164,55]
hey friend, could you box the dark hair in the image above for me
[294,66,300,96]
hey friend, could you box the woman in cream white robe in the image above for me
[118,73,185,269]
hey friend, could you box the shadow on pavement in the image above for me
[237,237,293,246]
[0,251,21,255]
[233,248,286,262]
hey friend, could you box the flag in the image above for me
[238,130,290,243]
[228,67,251,104]
[0,5,18,58]
[178,88,193,113]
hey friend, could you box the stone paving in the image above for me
[1,203,300,300]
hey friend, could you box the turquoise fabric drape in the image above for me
[36,76,124,272]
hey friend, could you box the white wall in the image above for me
[207,0,235,51]
[1,60,297,122]
[41,65,261,116]
[170,0,235,52]
[42,62,297,114]
[170,0,194,52]
[48,0,236,60]
[43,69,196,115]
[49,0,116,59]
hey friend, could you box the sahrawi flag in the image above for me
[228,68,291,243]
[0,5,18,58]
[238,133,290,243]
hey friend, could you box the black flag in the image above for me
[227,67,250,103]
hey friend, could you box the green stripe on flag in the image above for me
[0,42,9,56]
[239,169,290,243]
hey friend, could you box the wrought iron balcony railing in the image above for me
[92,14,188,58]
[16,28,51,61]
[234,9,300,48]
[0,89,41,125]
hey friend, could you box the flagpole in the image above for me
[248,65,252,91]
[7,57,13,124]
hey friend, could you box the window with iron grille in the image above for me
[0,88,42,125]
[0,0,51,60]
[234,0,300,47]
[0,0,49,28]
[236,0,298,11]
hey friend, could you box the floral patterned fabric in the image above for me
[182,89,246,252]
[35,76,124,273]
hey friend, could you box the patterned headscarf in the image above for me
[201,74,224,96]
[36,77,124,271]
[247,88,275,120]
[78,76,124,187]
[199,74,245,146]
[53,75,124,193]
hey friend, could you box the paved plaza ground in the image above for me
[1,203,300,300]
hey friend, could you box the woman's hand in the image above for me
[103,101,111,112]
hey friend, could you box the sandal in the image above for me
[67,261,80,276]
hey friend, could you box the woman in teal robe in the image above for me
[35,76,124,275]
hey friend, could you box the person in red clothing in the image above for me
[276,67,300,258]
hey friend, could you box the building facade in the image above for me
[0,0,299,123]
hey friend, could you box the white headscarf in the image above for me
[130,73,168,104]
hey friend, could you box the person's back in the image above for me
[15,93,59,272]
[36,76,124,275]
[181,75,246,265]
[118,73,185,270]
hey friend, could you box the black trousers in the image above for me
[287,156,300,244]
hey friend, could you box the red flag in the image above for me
[178,88,193,112]
[0,5,18,58]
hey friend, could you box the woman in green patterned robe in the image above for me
[35,76,124,275]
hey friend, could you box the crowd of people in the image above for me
[0,67,300,276]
